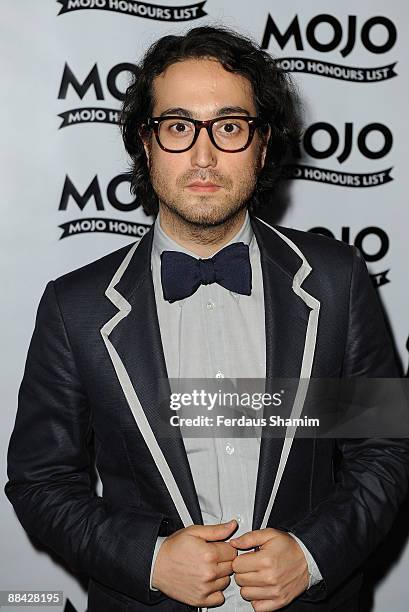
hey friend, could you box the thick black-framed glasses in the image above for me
[144,115,269,153]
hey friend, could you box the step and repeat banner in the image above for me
[1,1,408,610]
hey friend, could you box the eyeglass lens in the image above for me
[157,118,251,151]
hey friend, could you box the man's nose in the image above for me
[189,126,217,168]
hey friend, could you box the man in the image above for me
[5,25,409,612]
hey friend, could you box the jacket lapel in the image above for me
[250,216,320,531]
[101,225,203,527]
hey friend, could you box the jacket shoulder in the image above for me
[52,240,139,298]
[268,223,355,269]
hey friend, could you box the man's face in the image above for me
[141,58,270,228]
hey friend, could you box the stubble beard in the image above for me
[148,153,263,240]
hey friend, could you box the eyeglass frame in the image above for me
[142,115,270,153]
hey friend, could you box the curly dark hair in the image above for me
[120,25,303,217]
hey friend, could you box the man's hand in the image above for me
[229,528,309,611]
[152,519,238,608]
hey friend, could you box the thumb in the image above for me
[193,519,238,541]
[229,528,273,549]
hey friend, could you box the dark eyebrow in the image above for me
[159,106,252,118]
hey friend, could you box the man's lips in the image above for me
[186,181,222,192]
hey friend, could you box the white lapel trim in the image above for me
[100,240,195,528]
[254,217,321,530]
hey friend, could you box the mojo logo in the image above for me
[57,63,136,128]
[284,122,393,188]
[262,14,397,82]
[58,174,152,239]
[57,0,207,21]
[309,226,390,288]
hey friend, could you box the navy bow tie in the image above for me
[160,242,252,303]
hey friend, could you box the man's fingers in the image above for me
[237,586,276,600]
[215,560,235,579]
[248,600,284,612]
[233,570,264,587]
[239,588,287,610]
[209,575,231,592]
[212,541,238,562]
[190,519,238,542]
[230,528,275,550]
[232,549,260,574]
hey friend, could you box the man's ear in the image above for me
[138,127,151,167]
[144,143,150,168]
[260,125,271,168]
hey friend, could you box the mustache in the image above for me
[178,170,232,187]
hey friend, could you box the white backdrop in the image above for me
[1,1,408,610]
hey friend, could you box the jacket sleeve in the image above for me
[290,247,409,601]
[4,280,168,605]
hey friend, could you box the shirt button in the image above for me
[215,370,224,378]
[225,442,234,455]
[236,514,243,524]
[206,300,215,310]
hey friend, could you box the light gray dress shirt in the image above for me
[148,210,322,608]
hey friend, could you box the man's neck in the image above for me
[157,205,248,258]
